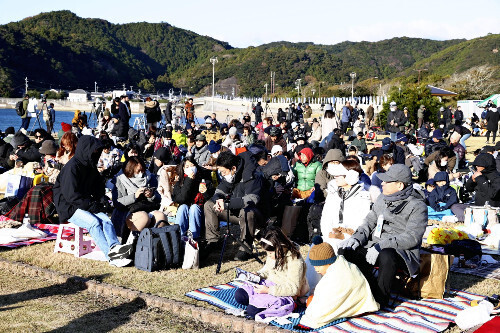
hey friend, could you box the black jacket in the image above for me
[325,134,347,154]
[254,104,263,122]
[386,109,405,133]
[454,110,464,123]
[424,139,447,157]
[172,169,213,205]
[144,101,162,124]
[465,154,500,207]
[16,143,42,164]
[53,136,105,222]
[486,110,500,132]
[0,139,13,169]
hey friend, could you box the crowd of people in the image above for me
[1,96,499,326]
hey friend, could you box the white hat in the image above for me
[229,127,237,136]
[271,145,283,155]
[291,122,298,128]
[205,117,213,124]
[324,104,333,111]
[390,101,397,106]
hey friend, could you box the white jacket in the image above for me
[321,117,340,139]
[320,182,371,251]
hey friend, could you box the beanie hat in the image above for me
[103,109,111,117]
[432,129,443,140]
[229,127,237,136]
[309,237,336,266]
[207,140,221,153]
[61,122,72,132]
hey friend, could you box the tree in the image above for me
[376,84,443,128]
[444,65,499,100]
[138,78,155,92]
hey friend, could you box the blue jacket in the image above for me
[428,172,458,211]
[341,106,351,123]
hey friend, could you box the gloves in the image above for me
[338,237,360,251]
[366,245,380,265]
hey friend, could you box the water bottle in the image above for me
[455,300,494,330]
[23,214,30,226]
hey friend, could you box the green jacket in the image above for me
[293,161,322,191]
[21,99,29,119]
[351,138,367,153]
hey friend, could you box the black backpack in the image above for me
[15,100,25,116]
[134,222,182,272]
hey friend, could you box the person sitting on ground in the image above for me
[141,132,156,159]
[340,164,427,307]
[97,139,121,175]
[394,133,423,175]
[351,132,367,154]
[314,149,345,202]
[159,130,182,163]
[265,126,287,153]
[324,128,347,153]
[424,129,447,157]
[345,155,371,190]
[148,147,177,211]
[308,118,322,143]
[97,109,113,133]
[3,127,15,145]
[425,147,460,181]
[56,132,78,166]
[234,227,309,320]
[299,238,379,329]
[53,135,133,267]
[202,151,264,261]
[112,157,165,238]
[449,131,466,170]
[380,137,405,164]
[427,171,459,218]
[465,153,500,207]
[193,134,211,166]
[0,137,13,172]
[172,156,213,239]
[39,140,61,184]
[33,128,52,149]
[424,179,436,203]
[8,132,42,167]
[222,126,243,154]
[110,114,128,142]
[260,156,293,221]
[320,161,371,251]
[292,147,322,199]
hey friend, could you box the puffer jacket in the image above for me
[465,153,500,207]
[386,109,405,133]
[428,172,458,211]
[293,160,322,191]
[350,186,428,275]
[193,145,211,166]
[144,100,162,124]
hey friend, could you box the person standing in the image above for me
[44,103,56,133]
[164,100,173,125]
[366,104,374,128]
[386,101,404,142]
[417,105,425,129]
[185,98,195,123]
[118,96,131,132]
[486,105,499,144]
[144,97,161,129]
[253,102,263,124]
[20,94,30,131]
[454,106,464,125]
[341,102,351,134]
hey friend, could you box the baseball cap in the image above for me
[377,164,413,184]
[381,137,392,151]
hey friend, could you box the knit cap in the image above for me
[309,236,336,266]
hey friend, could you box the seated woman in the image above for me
[234,227,309,320]
[56,132,78,166]
[299,238,379,329]
[425,147,460,181]
[292,147,322,199]
[172,156,213,239]
[427,171,459,220]
[320,160,371,252]
[149,147,177,212]
[113,157,165,238]
[369,154,394,203]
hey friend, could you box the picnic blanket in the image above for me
[186,281,486,333]
[451,262,500,281]
[0,223,81,248]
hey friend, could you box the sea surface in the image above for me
[0,108,152,133]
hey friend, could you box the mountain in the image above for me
[0,11,497,97]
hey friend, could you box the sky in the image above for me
[0,0,499,48]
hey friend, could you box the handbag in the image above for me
[464,206,498,229]
[128,198,160,213]
[181,235,199,269]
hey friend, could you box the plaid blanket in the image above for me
[7,184,57,224]
[0,223,82,248]
[451,262,500,281]
[186,281,486,333]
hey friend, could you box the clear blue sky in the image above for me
[1,0,499,48]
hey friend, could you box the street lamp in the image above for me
[350,72,356,102]
[210,57,218,113]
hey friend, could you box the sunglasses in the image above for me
[35,135,43,139]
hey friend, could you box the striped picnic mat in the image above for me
[186,281,486,333]
[0,223,83,248]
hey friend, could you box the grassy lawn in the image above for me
[0,268,220,332]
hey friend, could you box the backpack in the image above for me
[134,222,182,272]
[16,100,25,116]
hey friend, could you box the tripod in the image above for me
[264,102,275,123]
[215,200,264,274]
[29,102,46,134]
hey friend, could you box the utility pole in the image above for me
[295,79,301,102]
[414,69,428,84]
[350,72,356,102]
[210,57,218,113]
[123,83,126,91]
[25,77,28,94]
[95,81,97,93]
[264,83,268,99]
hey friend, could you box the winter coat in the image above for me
[424,139,447,157]
[454,110,464,123]
[202,128,222,143]
[350,186,428,275]
[309,125,322,143]
[113,171,158,209]
[321,183,371,250]
[53,136,105,223]
[15,143,42,164]
[21,99,29,119]
[0,139,13,169]
[293,160,322,191]
[314,149,342,201]
[325,134,347,153]
[254,104,263,122]
[386,109,405,133]
[428,173,458,211]
[454,125,471,136]
[366,106,374,120]
[144,100,162,124]
[417,107,425,119]
[193,145,211,166]
[486,110,500,132]
[321,117,340,140]
[111,119,128,138]
[451,143,466,168]
[172,171,204,206]
[465,153,500,207]
[341,106,351,123]
[351,138,367,153]
[118,102,130,124]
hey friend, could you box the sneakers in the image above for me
[109,258,132,267]
[234,250,252,262]
[108,243,133,260]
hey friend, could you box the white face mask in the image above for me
[212,153,219,159]
[440,159,448,167]
[326,164,337,176]
[390,107,396,112]
[493,151,499,159]
[439,125,444,129]
[224,170,235,183]
[185,166,197,175]
[135,172,144,178]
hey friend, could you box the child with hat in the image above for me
[299,237,379,329]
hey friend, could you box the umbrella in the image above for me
[476,94,500,107]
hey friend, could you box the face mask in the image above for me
[212,153,219,159]
[326,164,337,176]
[185,166,197,175]
[494,151,498,159]
[224,170,235,183]
[439,125,444,129]
[164,139,171,145]
[390,107,396,112]
[440,160,447,167]
[135,172,144,178]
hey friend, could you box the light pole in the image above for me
[350,72,356,102]
[295,79,301,102]
[210,57,218,113]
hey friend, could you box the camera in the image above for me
[40,94,47,103]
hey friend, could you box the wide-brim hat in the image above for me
[39,140,58,155]
[10,132,30,149]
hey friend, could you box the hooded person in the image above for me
[261,156,293,220]
[52,136,132,267]
[9,132,41,166]
[314,149,345,202]
[465,153,500,207]
[193,134,211,166]
[202,151,265,261]
[427,171,458,220]
[292,147,322,199]
[299,237,379,329]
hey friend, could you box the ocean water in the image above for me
[0,108,149,133]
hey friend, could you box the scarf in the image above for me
[383,184,413,203]
[118,173,148,193]
[337,184,362,224]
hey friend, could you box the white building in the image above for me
[68,89,88,102]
